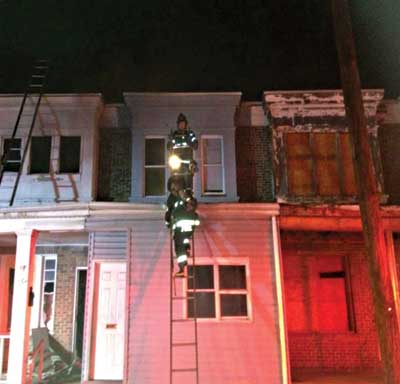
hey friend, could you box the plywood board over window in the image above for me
[283,131,358,201]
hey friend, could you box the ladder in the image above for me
[170,233,200,384]
[0,59,49,206]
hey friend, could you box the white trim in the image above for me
[143,136,167,197]
[200,135,225,195]
[71,266,87,352]
[272,216,290,384]
[41,254,57,333]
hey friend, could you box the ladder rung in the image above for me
[32,75,45,78]
[34,66,48,69]
[29,84,43,88]
[172,368,197,372]
[172,319,195,323]
[172,296,194,300]
[172,342,197,347]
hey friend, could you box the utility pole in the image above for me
[331,1,400,383]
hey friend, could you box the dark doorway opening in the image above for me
[74,269,87,359]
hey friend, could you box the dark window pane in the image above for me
[45,259,56,269]
[3,138,21,172]
[59,136,81,173]
[188,265,214,289]
[188,292,215,318]
[219,266,246,289]
[44,282,54,293]
[220,294,247,317]
[145,139,165,166]
[30,137,51,174]
[145,168,165,195]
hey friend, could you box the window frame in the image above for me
[58,136,82,174]
[184,258,252,322]
[29,136,52,175]
[2,137,22,172]
[37,254,58,334]
[143,136,167,197]
[201,135,225,196]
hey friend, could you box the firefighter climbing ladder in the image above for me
[170,233,200,384]
[0,59,49,206]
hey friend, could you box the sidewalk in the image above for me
[292,372,382,384]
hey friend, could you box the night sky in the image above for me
[0,0,399,101]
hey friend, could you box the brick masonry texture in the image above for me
[236,125,274,202]
[281,232,381,373]
[36,246,88,352]
[97,126,132,202]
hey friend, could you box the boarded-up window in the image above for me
[59,136,81,173]
[285,132,356,198]
[187,264,249,319]
[30,137,51,174]
[201,137,224,194]
[284,254,354,333]
[2,138,21,172]
[144,138,165,196]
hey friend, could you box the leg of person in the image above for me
[174,230,188,277]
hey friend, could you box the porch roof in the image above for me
[0,202,280,233]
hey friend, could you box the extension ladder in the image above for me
[170,234,200,384]
[0,59,49,206]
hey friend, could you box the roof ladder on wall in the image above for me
[0,59,49,206]
[170,233,200,384]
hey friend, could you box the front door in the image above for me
[94,262,126,380]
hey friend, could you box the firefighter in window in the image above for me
[167,113,198,191]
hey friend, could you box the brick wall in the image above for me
[97,104,132,202]
[281,231,381,373]
[36,246,88,352]
[236,125,274,202]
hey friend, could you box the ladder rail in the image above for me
[8,61,49,206]
[9,90,45,206]
[170,232,200,384]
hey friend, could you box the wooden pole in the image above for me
[331,1,400,383]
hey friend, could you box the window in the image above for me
[284,254,355,333]
[201,136,224,194]
[187,264,249,319]
[144,137,166,196]
[285,132,357,198]
[41,255,57,333]
[59,136,81,173]
[30,136,51,174]
[2,138,21,172]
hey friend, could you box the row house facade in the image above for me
[0,89,399,383]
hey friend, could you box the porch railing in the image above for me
[0,332,10,384]
[27,338,45,384]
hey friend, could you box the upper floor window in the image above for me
[30,136,51,174]
[2,138,21,172]
[187,263,250,320]
[201,136,224,194]
[144,137,166,196]
[59,136,81,173]
[285,132,357,199]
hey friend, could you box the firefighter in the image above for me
[171,189,200,277]
[167,113,198,190]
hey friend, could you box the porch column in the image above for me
[7,229,38,384]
